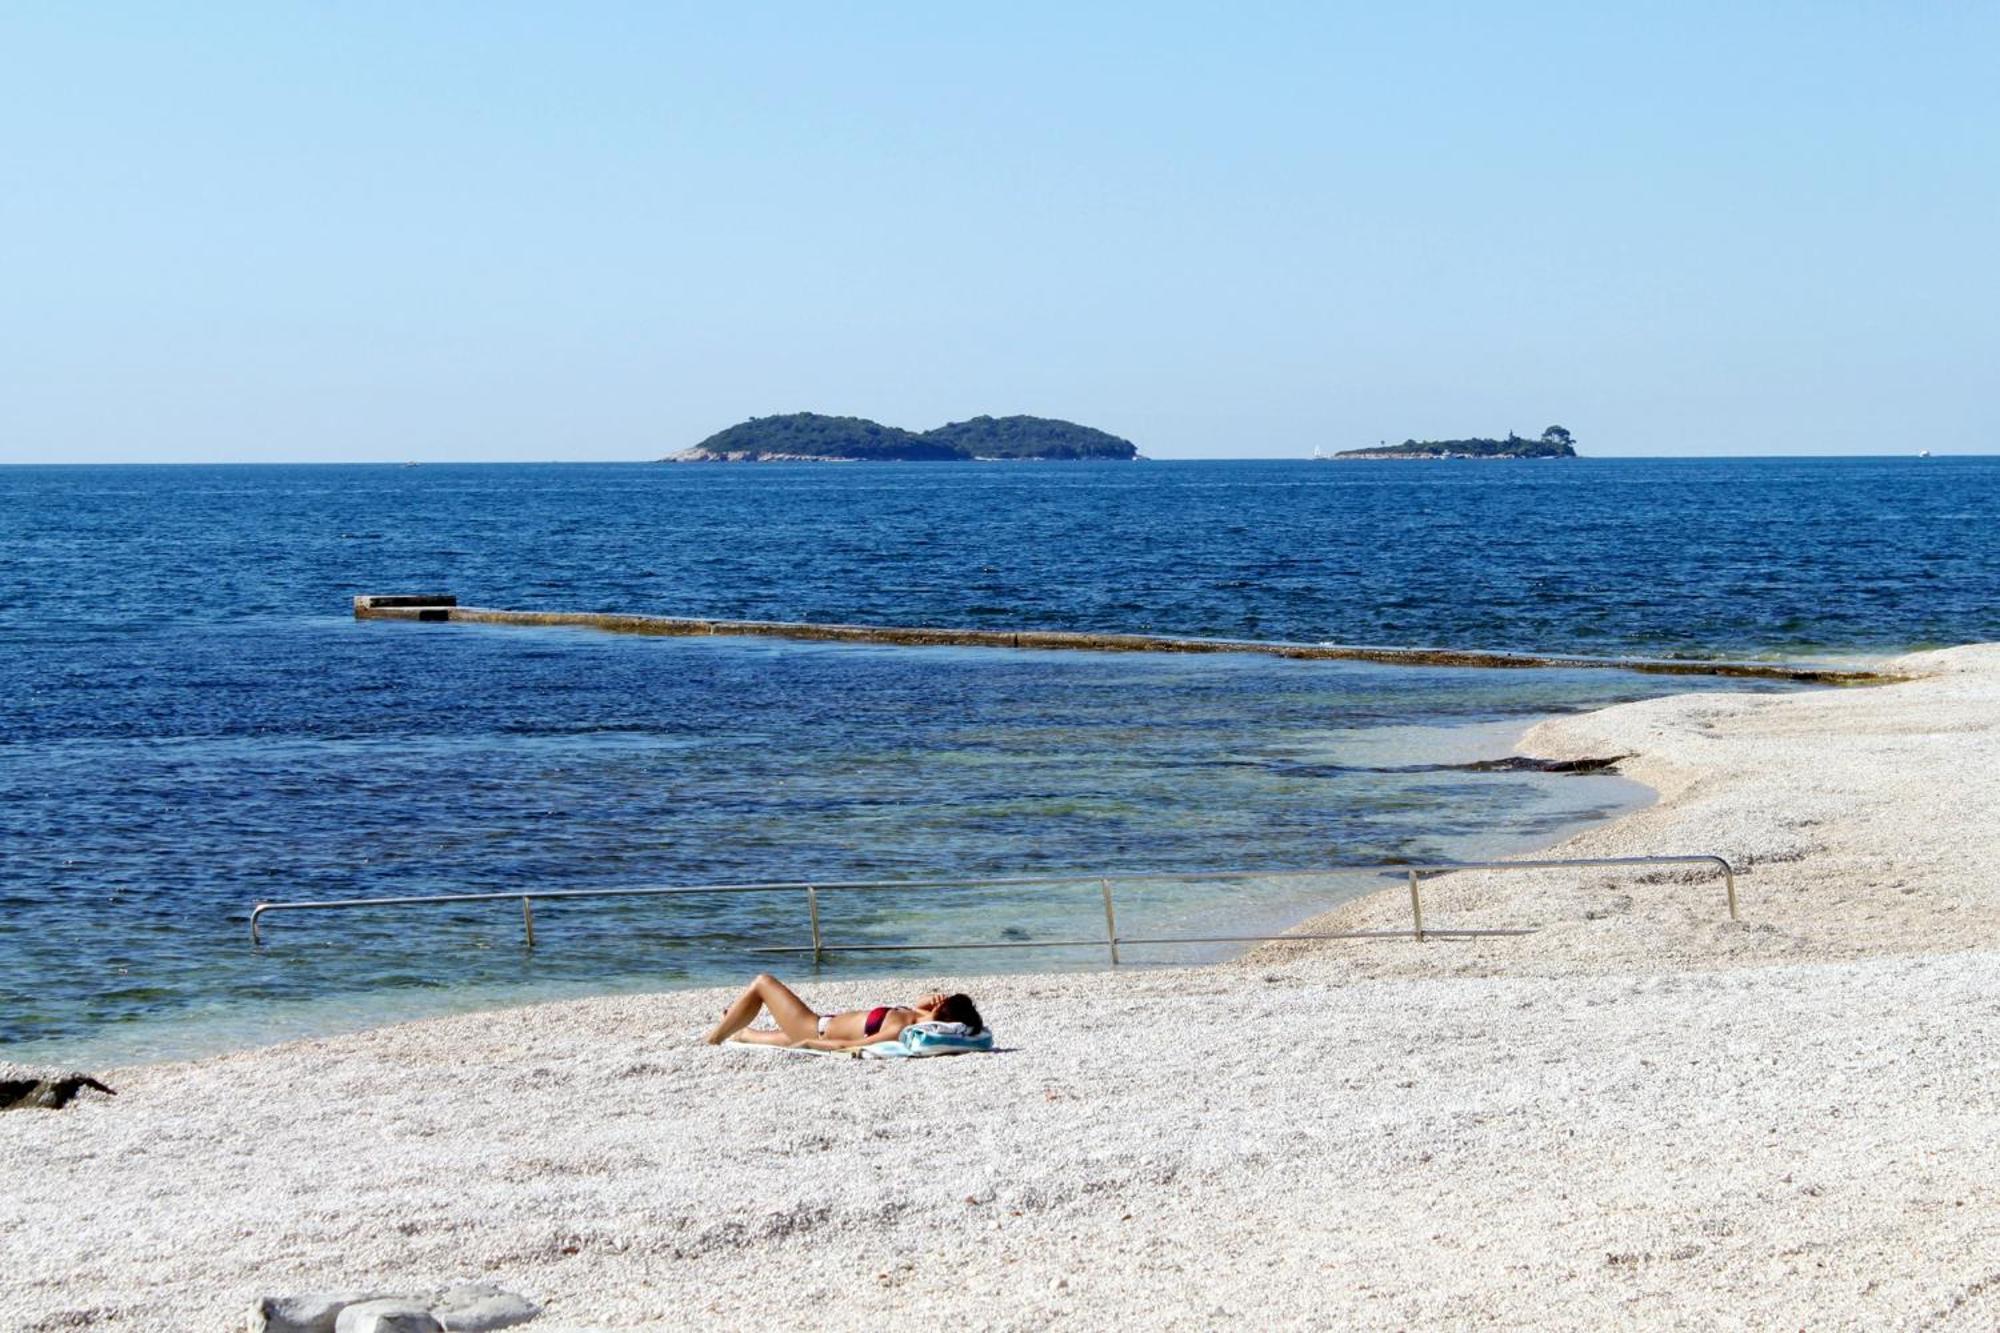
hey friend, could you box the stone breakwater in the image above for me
[3,645,1996,1330]
[351,595,1885,684]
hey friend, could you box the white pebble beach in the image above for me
[5,645,1998,1331]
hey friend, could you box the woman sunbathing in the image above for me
[703,972,984,1050]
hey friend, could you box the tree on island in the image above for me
[667,411,1139,462]
[1336,428,1579,459]
[923,415,1137,460]
[676,413,960,462]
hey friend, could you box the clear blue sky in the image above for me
[3,3,1994,462]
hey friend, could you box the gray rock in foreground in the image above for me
[249,1284,537,1333]
[251,1293,389,1333]
[334,1302,441,1333]
[432,1283,541,1331]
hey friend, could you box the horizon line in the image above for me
[1,453,1990,468]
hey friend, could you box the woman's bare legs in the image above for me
[704,973,821,1045]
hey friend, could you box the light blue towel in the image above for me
[860,1021,995,1058]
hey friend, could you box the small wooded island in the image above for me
[1333,426,1578,460]
[665,413,1140,462]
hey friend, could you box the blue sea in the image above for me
[3,458,1995,1064]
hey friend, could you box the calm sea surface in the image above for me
[3,458,1995,1063]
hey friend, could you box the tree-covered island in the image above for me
[1332,426,1578,459]
[664,413,1140,462]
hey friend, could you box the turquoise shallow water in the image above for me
[10,457,1990,1063]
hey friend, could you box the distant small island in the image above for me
[1332,426,1579,460]
[665,413,1140,462]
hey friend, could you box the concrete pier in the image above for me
[350,596,1891,684]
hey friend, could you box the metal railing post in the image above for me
[522,896,536,948]
[1100,878,1120,965]
[1723,863,1738,922]
[1407,869,1425,942]
[806,886,823,964]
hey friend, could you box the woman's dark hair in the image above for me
[933,993,983,1035]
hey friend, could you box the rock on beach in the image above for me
[0,1066,115,1111]
[250,1283,537,1333]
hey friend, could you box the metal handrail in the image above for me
[247,854,1737,960]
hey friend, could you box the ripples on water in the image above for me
[7,457,1997,653]
[2,458,1992,1062]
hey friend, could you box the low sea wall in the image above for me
[351,595,1886,684]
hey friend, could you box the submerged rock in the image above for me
[1356,754,1634,777]
[1455,754,1632,775]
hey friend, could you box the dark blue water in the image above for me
[3,458,1993,1062]
[7,458,1995,653]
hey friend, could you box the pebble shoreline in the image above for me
[4,646,1998,1331]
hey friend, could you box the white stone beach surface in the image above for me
[5,646,1999,1331]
